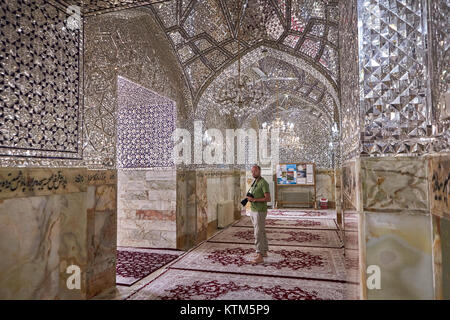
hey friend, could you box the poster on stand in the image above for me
[286,164,297,184]
[277,164,287,184]
[297,164,306,184]
[306,164,314,184]
[276,163,315,185]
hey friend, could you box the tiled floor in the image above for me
[94,209,360,300]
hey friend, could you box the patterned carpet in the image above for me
[344,249,360,283]
[344,219,358,231]
[345,213,359,220]
[119,209,360,300]
[258,209,337,220]
[116,247,184,286]
[170,242,348,281]
[344,231,358,250]
[126,269,359,300]
[235,215,338,230]
[208,226,343,248]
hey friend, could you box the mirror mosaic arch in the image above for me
[196,45,340,124]
[239,106,334,169]
[142,0,341,102]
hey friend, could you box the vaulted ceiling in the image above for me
[148,0,340,102]
[196,45,338,127]
[55,0,340,111]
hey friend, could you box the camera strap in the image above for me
[248,178,257,193]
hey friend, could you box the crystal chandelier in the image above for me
[260,82,300,149]
[262,117,300,148]
[262,118,295,133]
[280,133,300,146]
[214,0,267,118]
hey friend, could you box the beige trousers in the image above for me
[250,211,268,254]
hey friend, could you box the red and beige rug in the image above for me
[345,213,359,220]
[344,249,360,283]
[234,216,338,230]
[249,209,337,220]
[344,219,358,231]
[170,242,348,281]
[344,232,358,250]
[208,227,342,248]
[126,269,359,300]
[116,247,184,286]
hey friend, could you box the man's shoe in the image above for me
[251,254,264,264]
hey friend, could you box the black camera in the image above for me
[241,192,254,206]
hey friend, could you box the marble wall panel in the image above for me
[205,171,240,237]
[0,193,85,299]
[234,170,245,220]
[117,169,177,248]
[431,214,450,300]
[364,212,434,299]
[0,167,117,299]
[0,168,86,200]
[85,170,117,299]
[316,170,335,206]
[0,194,87,299]
[195,172,208,243]
[429,154,450,219]
[441,217,450,299]
[206,174,234,222]
[335,169,342,226]
[176,169,243,248]
[178,171,198,250]
[361,158,429,214]
[342,160,358,211]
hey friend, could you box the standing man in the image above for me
[247,164,271,264]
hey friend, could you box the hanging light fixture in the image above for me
[260,81,300,149]
[261,82,294,133]
[214,0,267,118]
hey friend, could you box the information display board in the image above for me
[276,163,315,186]
[274,162,316,209]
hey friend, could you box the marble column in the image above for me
[335,168,342,226]
[428,154,450,299]
[117,169,177,249]
[360,157,434,300]
[85,170,117,299]
[195,171,208,243]
[0,168,117,300]
[176,170,197,250]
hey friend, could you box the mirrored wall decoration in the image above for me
[0,0,82,160]
[339,0,360,160]
[429,0,450,152]
[358,0,433,155]
[148,0,340,102]
[117,76,176,168]
[83,9,190,168]
[54,0,162,15]
[197,46,339,126]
